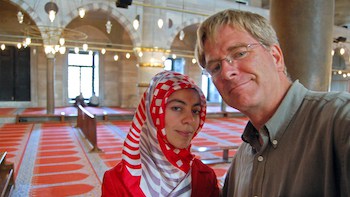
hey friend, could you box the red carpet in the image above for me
[0,123,33,177]
[29,123,101,196]
[96,122,126,168]
[19,106,135,116]
[0,107,17,116]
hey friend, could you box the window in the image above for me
[165,57,221,103]
[68,51,99,101]
[201,75,221,103]
[164,58,184,73]
[0,46,30,101]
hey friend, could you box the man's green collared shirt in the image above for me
[223,80,350,197]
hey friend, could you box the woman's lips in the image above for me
[176,130,193,137]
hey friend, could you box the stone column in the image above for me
[270,0,334,91]
[47,55,55,114]
[135,0,169,97]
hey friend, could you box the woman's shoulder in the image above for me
[192,158,216,174]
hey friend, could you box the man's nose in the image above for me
[219,59,238,80]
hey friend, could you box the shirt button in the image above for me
[258,156,264,162]
[272,140,278,145]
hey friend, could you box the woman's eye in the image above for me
[192,108,201,115]
[171,106,182,111]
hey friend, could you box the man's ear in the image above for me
[270,44,285,72]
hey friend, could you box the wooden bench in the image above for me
[192,145,239,165]
[77,105,101,152]
[16,114,67,123]
[0,152,14,197]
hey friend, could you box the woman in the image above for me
[102,71,219,197]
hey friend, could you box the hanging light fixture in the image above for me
[126,53,130,59]
[17,11,24,24]
[45,1,59,23]
[179,0,185,40]
[157,18,164,29]
[179,30,185,40]
[78,7,86,18]
[133,15,140,30]
[105,20,112,34]
[1,44,5,50]
[45,45,53,54]
[22,40,27,48]
[59,46,66,54]
[101,48,106,55]
[192,58,197,64]
[17,43,22,49]
[74,47,79,54]
[25,36,31,45]
[59,38,65,46]
[83,43,88,51]
[114,54,119,61]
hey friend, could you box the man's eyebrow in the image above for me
[227,43,246,51]
[206,43,247,64]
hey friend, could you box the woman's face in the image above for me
[164,88,201,149]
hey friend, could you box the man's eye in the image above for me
[232,49,248,59]
[209,63,221,74]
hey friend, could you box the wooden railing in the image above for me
[77,105,101,152]
[0,152,14,197]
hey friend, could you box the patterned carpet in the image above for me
[0,107,135,117]
[0,116,248,196]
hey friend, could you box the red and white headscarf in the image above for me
[121,71,207,196]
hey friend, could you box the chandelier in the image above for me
[22,25,88,55]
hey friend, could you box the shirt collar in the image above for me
[242,80,308,148]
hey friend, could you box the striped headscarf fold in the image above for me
[121,71,207,196]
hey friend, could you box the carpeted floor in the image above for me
[1,116,247,196]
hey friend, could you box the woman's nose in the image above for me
[182,112,195,124]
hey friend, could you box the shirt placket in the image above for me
[251,127,270,197]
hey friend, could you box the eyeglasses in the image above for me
[202,43,261,78]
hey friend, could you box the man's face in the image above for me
[164,89,201,149]
[203,25,285,114]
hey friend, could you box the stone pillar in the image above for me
[47,55,55,114]
[135,48,168,98]
[135,0,170,97]
[270,0,334,91]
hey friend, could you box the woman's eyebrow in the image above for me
[167,99,201,107]
[167,99,186,105]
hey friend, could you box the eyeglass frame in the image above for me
[202,43,263,78]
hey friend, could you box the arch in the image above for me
[62,2,141,47]
[332,45,350,70]
[166,17,203,47]
[10,0,43,25]
[9,0,141,48]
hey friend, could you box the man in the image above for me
[88,92,99,107]
[195,9,350,197]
